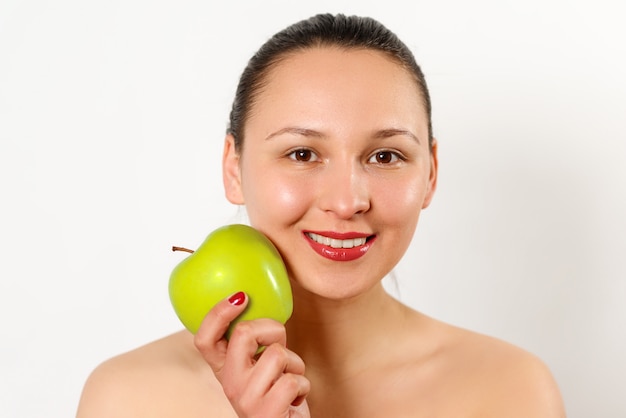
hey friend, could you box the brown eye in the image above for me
[369,151,400,164]
[288,148,318,162]
[376,152,392,163]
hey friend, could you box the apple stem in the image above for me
[172,246,195,254]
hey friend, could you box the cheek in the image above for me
[374,175,427,226]
[273,182,308,219]
[241,168,311,227]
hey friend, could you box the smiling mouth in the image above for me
[304,231,376,261]
[305,232,368,249]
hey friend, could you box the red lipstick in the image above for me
[304,231,375,262]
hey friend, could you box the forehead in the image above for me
[265,47,417,97]
[245,47,427,139]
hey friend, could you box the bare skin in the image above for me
[77,47,565,417]
[77,284,564,417]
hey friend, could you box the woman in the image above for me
[77,14,565,417]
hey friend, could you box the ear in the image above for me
[222,134,244,205]
[421,138,439,209]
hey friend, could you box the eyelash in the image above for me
[286,148,406,165]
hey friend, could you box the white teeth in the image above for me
[307,232,367,249]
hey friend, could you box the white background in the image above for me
[1,1,625,417]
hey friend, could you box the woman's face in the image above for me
[223,47,437,300]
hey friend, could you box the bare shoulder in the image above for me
[438,320,566,417]
[76,331,236,418]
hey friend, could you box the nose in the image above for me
[317,160,370,219]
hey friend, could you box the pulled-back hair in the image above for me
[227,13,433,151]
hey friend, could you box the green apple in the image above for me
[169,224,292,337]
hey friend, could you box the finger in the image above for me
[194,291,248,371]
[224,319,288,375]
[254,343,305,377]
[282,347,306,376]
[240,343,306,404]
[267,373,311,408]
[245,343,290,395]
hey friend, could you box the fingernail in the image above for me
[228,291,245,306]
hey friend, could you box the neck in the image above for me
[285,281,409,377]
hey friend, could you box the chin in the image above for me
[288,266,384,302]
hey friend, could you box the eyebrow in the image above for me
[264,127,325,141]
[373,128,421,145]
[265,126,420,144]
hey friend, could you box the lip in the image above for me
[303,230,376,262]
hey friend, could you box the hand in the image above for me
[194,292,311,418]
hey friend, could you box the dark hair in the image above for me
[227,13,433,152]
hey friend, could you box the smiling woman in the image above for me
[224,45,437,304]
[76,13,566,418]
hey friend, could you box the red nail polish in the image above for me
[228,291,245,306]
